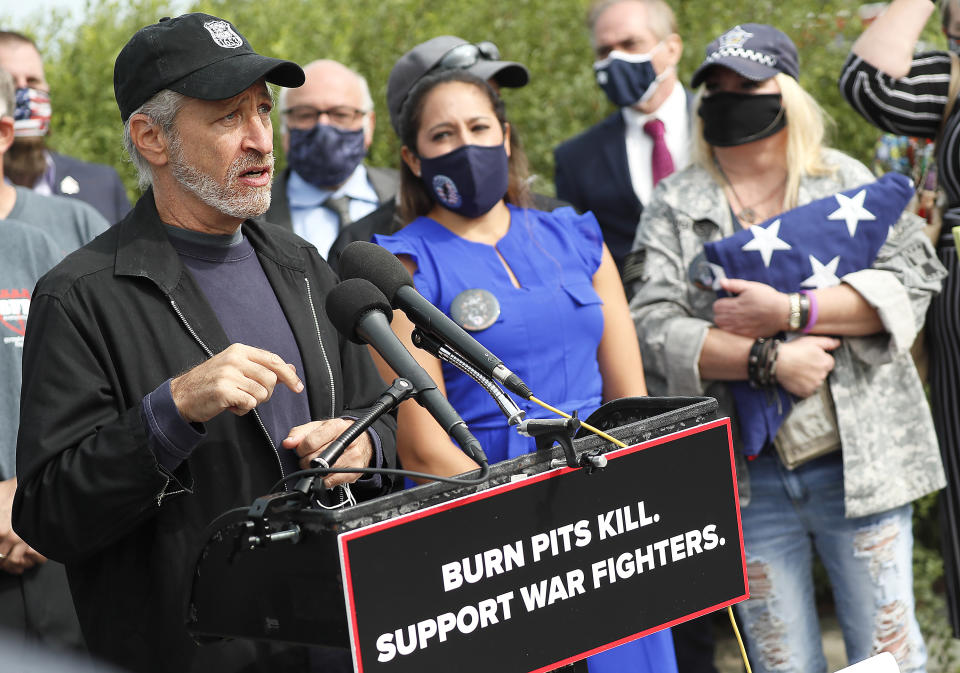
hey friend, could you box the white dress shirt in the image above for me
[622,81,691,206]
[287,164,380,259]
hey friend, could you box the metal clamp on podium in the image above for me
[518,413,607,473]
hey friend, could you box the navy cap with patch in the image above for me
[114,13,305,121]
[690,24,799,89]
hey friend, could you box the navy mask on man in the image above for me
[287,123,366,188]
[593,46,667,108]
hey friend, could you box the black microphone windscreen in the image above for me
[325,278,394,344]
[339,241,414,303]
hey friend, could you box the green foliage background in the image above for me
[3,0,956,660]
[4,0,946,201]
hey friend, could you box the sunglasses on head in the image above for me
[433,41,501,72]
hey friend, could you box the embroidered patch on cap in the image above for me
[203,20,243,49]
[705,25,777,69]
[718,26,753,49]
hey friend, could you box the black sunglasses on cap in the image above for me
[431,41,501,73]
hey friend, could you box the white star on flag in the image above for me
[828,189,875,237]
[801,255,841,288]
[741,218,792,267]
[707,262,727,290]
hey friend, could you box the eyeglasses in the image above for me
[432,41,501,73]
[282,105,367,129]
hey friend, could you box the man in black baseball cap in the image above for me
[114,13,304,122]
[12,14,396,673]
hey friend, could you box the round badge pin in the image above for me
[450,288,500,331]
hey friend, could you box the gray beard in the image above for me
[167,137,274,220]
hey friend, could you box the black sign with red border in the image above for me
[339,419,746,673]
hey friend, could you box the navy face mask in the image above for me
[287,124,366,188]
[698,92,786,147]
[593,47,667,108]
[418,143,509,218]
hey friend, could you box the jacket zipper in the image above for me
[169,298,288,489]
[303,277,336,417]
[304,277,353,506]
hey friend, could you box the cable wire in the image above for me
[270,462,491,495]
[728,606,752,673]
[528,395,627,448]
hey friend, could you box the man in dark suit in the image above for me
[558,7,717,670]
[554,0,689,279]
[263,59,397,259]
[0,31,131,224]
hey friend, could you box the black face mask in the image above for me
[698,92,786,147]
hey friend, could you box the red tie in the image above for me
[643,118,675,186]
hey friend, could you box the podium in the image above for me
[187,396,746,672]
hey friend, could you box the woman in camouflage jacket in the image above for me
[629,23,946,673]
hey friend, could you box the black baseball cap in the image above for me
[690,24,799,88]
[386,36,530,134]
[114,13,305,121]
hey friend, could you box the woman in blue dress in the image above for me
[372,67,676,673]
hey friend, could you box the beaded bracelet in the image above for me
[748,338,766,386]
[748,337,782,388]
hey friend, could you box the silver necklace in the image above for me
[716,164,786,225]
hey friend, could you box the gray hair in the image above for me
[277,61,374,134]
[0,67,14,118]
[586,0,677,49]
[122,89,186,189]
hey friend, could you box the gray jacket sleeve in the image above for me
[629,191,713,396]
[841,209,946,365]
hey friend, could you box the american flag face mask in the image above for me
[13,87,51,137]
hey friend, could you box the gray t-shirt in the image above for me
[0,218,62,479]
[10,186,109,255]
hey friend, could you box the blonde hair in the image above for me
[691,72,834,210]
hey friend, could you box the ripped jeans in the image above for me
[736,450,927,673]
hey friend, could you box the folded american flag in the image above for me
[701,172,914,455]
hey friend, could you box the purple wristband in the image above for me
[800,290,818,333]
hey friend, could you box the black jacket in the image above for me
[554,111,641,270]
[553,89,695,271]
[12,191,396,673]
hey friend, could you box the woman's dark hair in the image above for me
[397,68,532,224]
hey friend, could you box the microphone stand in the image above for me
[293,377,414,500]
[411,328,606,474]
[411,328,525,426]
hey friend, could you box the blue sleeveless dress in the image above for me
[374,205,678,673]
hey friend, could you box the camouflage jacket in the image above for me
[629,148,946,518]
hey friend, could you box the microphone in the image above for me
[310,377,413,471]
[325,278,488,466]
[338,241,533,399]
